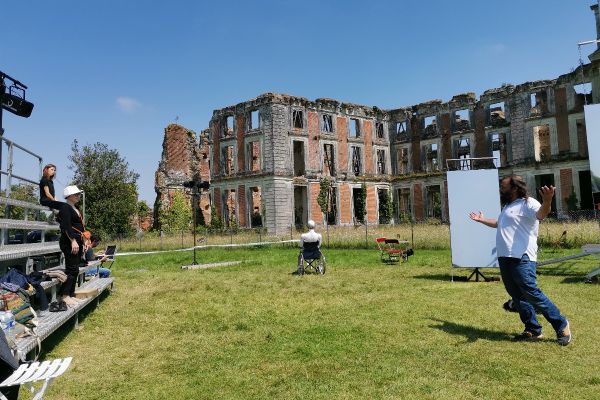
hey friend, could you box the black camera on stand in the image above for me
[182,180,210,190]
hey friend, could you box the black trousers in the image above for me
[40,198,65,211]
[0,361,19,400]
[59,235,83,297]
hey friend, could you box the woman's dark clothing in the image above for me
[39,177,63,210]
[0,333,19,400]
[58,203,85,297]
[39,177,55,201]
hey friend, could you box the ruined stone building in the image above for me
[154,124,212,227]
[155,5,600,234]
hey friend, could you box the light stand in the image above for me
[180,179,210,269]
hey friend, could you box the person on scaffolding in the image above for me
[38,163,64,210]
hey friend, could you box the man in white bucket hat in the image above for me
[57,185,86,307]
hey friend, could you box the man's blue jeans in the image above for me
[85,267,111,278]
[498,254,567,335]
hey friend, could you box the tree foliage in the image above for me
[209,205,223,230]
[354,183,367,224]
[69,140,139,237]
[3,184,38,220]
[378,189,394,224]
[137,200,152,218]
[317,177,331,224]
[565,186,579,212]
[158,191,192,233]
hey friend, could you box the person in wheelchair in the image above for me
[297,220,325,275]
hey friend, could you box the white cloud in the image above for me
[116,96,142,113]
[486,43,507,55]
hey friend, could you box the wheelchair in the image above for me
[297,241,326,275]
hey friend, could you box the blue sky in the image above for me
[1,1,596,204]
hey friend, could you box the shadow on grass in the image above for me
[413,274,455,282]
[413,274,501,282]
[429,318,513,343]
[35,291,111,359]
[560,276,594,284]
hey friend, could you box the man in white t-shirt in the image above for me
[469,175,571,346]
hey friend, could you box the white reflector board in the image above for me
[447,169,501,268]
[584,104,600,194]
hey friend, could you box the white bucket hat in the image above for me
[63,185,83,198]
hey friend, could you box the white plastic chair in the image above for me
[0,357,72,400]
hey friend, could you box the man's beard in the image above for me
[500,191,512,206]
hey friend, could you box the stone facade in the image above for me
[154,8,600,234]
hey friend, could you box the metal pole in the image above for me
[364,177,368,249]
[0,77,4,193]
[326,186,330,248]
[192,190,197,265]
[82,191,86,222]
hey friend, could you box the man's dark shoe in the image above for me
[513,331,544,341]
[557,321,572,346]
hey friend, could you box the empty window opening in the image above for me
[249,110,260,131]
[293,141,306,176]
[351,146,362,176]
[352,187,365,224]
[325,187,337,225]
[489,102,506,126]
[576,120,588,158]
[455,138,471,170]
[398,188,411,221]
[424,143,439,172]
[293,110,304,129]
[246,141,261,172]
[223,189,237,227]
[424,116,437,137]
[294,186,308,228]
[378,189,393,224]
[224,116,234,137]
[376,122,385,139]
[323,144,335,176]
[530,91,548,116]
[426,186,442,219]
[490,133,502,168]
[249,186,262,227]
[376,149,386,174]
[534,174,556,212]
[349,118,361,138]
[322,114,333,133]
[397,148,409,174]
[574,83,593,108]
[578,170,594,210]
[533,124,550,162]
[454,109,470,131]
[396,121,407,135]
[222,146,235,175]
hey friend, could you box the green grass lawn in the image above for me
[42,246,600,399]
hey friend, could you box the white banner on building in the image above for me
[584,104,600,194]
[448,169,501,269]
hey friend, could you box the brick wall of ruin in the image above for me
[153,124,211,229]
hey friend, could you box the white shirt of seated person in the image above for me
[300,220,322,248]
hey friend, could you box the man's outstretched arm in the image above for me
[469,211,498,228]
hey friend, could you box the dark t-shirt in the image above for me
[39,177,55,201]
[85,247,94,263]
